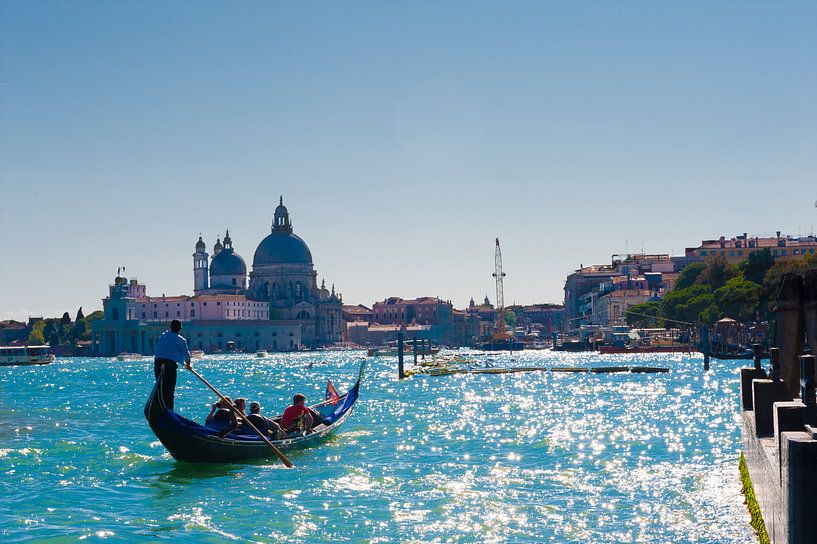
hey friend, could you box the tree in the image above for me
[626,301,663,328]
[740,248,774,285]
[662,285,716,324]
[694,257,741,290]
[28,321,46,345]
[76,307,84,321]
[503,309,518,327]
[714,277,762,322]
[61,312,71,325]
[675,262,706,290]
[698,304,722,325]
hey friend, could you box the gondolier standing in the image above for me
[153,319,192,410]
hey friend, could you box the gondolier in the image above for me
[153,319,192,410]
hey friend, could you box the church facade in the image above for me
[92,198,343,355]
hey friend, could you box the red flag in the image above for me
[325,380,340,405]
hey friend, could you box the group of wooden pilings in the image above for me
[396,332,433,380]
[740,271,817,544]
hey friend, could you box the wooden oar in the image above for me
[187,366,294,468]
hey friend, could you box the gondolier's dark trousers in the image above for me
[154,358,178,411]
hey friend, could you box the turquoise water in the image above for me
[1,351,753,543]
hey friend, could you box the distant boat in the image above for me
[367,346,441,357]
[116,352,144,361]
[0,345,55,366]
[190,350,204,360]
[255,350,269,358]
[598,345,694,355]
[480,339,525,351]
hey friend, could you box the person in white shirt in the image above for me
[153,319,192,411]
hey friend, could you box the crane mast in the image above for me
[492,238,508,338]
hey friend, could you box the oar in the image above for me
[187,366,294,468]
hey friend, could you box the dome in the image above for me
[210,248,247,276]
[253,232,313,265]
[195,236,206,251]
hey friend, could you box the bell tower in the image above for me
[193,235,209,294]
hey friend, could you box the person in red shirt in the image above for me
[280,393,313,434]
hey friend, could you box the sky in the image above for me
[1,1,816,321]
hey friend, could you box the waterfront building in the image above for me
[342,304,374,325]
[92,198,343,355]
[0,320,30,346]
[564,254,685,330]
[685,232,817,263]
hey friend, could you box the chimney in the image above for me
[777,231,781,238]
[743,232,748,240]
[719,236,726,248]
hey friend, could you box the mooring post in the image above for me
[753,343,763,371]
[398,332,405,379]
[552,332,558,351]
[770,347,781,382]
[799,355,816,405]
[804,270,817,354]
[413,336,418,364]
[421,338,426,360]
[775,273,806,397]
[702,325,710,371]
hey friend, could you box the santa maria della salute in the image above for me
[92,198,343,355]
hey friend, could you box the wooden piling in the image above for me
[701,325,710,371]
[398,332,405,379]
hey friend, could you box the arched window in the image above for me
[295,282,302,297]
[296,310,311,320]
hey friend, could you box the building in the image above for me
[685,232,817,263]
[344,296,459,346]
[563,254,686,330]
[92,198,343,355]
[0,320,30,345]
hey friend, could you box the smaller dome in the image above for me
[210,248,247,276]
[195,236,206,251]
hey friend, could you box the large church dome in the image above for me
[210,230,247,276]
[211,248,247,275]
[254,232,313,265]
[252,197,313,266]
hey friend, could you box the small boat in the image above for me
[190,350,204,360]
[0,345,55,366]
[255,350,269,358]
[116,352,144,361]
[367,346,441,357]
[144,363,365,463]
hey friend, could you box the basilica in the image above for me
[92,198,343,355]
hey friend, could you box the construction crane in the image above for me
[492,238,510,340]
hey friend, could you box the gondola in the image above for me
[144,363,365,463]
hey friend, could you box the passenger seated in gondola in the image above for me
[246,401,284,439]
[280,393,314,434]
[234,397,247,430]
[205,396,238,438]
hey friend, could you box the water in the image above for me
[0,351,754,543]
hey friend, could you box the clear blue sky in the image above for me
[1,1,816,320]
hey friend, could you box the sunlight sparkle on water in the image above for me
[0,351,753,542]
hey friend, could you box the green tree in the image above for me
[503,309,518,327]
[714,277,762,322]
[662,285,716,324]
[28,321,46,344]
[698,304,722,325]
[694,257,742,290]
[625,301,663,328]
[75,307,84,321]
[61,312,71,325]
[740,248,775,285]
[675,262,706,290]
